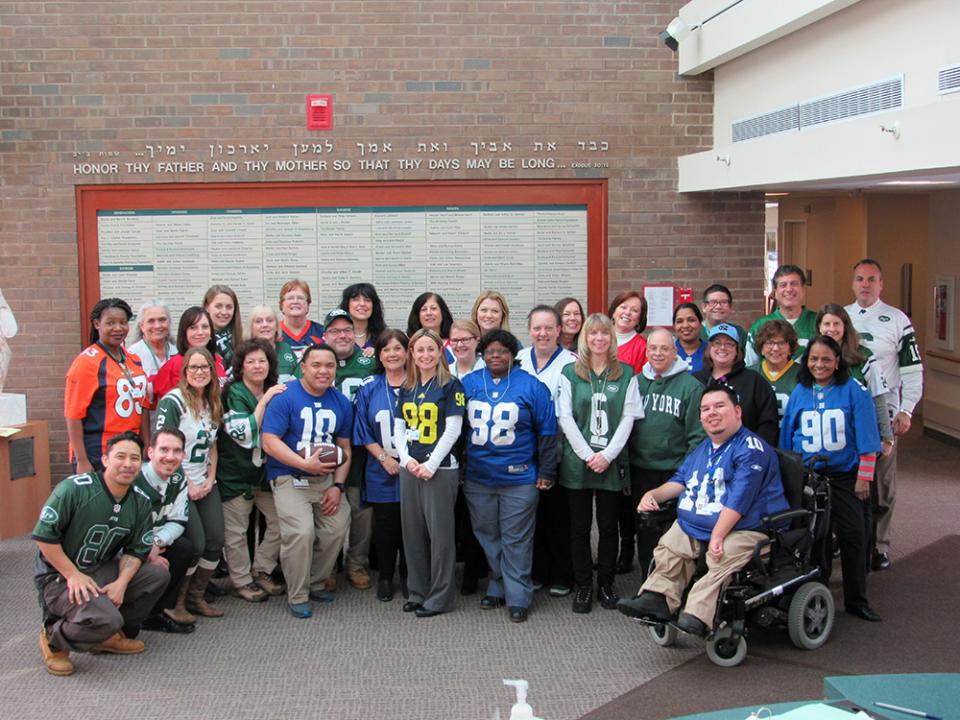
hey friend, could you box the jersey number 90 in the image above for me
[468,400,518,446]
[799,409,847,453]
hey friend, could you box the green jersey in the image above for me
[134,462,189,547]
[276,340,300,383]
[557,362,642,491]
[750,359,800,419]
[335,348,376,490]
[155,388,218,486]
[745,307,818,365]
[630,358,706,471]
[217,381,266,500]
[33,472,154,583]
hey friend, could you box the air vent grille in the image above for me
[732,76,903,143]
[938,64,960,95]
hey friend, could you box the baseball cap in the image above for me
[707,323,739,343]
[323,308,354,328]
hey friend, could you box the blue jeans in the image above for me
[463,481,539,609]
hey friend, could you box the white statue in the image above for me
[0,288,17,392]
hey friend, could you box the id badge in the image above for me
[406,427,420,442]
[292,476,310,488]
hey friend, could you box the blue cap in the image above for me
[707,323,739,343]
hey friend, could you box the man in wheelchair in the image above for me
[617,382,789,638]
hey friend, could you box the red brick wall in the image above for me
[0,1,765,477]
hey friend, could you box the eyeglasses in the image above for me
[449,337,478,346]
[763,340,787,349]
[325,327,355,336]
[711,341,737,350]
[705,299,730,307]
[187,364,212,373]
[283,293,308,302]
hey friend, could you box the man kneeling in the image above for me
[617,383,788,636]
[34,432,169,675]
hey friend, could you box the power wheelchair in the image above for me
[631,449,833,667]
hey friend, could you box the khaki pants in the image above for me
[641,520,766,629]
[272,474,350,604]
[221,488,282,588]
[873,441,897,553]
[344,484,374,572]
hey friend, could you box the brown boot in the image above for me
[39,629,74,676]
[91,631,145,655]
[164,577,197,625]
[186,567,225,618]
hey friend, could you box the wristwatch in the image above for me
[332,482,346,493]
[377,451,387,462]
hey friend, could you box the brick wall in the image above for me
[0,1,766,477]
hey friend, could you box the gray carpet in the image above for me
[1,427,955,720]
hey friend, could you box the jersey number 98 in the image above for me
[468,401,519,446]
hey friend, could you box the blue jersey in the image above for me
[779,379,881,474]
[676,341,706,373]
[261,379,353,480]
[396,376,465,470]
[353,374,403,503]
[462,367,557,487]
[670,426,788,541]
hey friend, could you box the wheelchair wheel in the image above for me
[787,582,834,650]
[649,622,678,647]
[706,627,747,667]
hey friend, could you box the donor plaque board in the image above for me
[77,180,607,341]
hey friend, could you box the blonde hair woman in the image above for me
[471,291,511,335]
[248,304,300,382]
[557,314,643,613]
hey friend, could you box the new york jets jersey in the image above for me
[780,378,882,474]
[745,308,819,365]
[261,379,353,481]
[216,381,266,500]
[155,388,218,486]
[557,362,642,491]
[33,471,154,582]
[276,340,300,383]
[462,368,557,487]
[134,462,189,547]
[336,347,376,489]
[214,327,235,371]
[845,299,923,416]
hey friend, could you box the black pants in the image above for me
[567,488,621,587]
[631,466,675,581]
[150,534,195,613]
[532,483,574,588]
[371,501,406,580]
[823,471,870,610]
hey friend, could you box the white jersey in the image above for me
[517,345,576,409]
[845,299,923,415]
[155,388,218,485]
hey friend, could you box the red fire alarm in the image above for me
[306,95,332,130]
[678,287,694,304]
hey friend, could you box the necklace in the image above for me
[99,343,134,387]
[482,368,511,403]
[812,380,835,409]
[589,364,610,445]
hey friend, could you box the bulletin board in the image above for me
[76,179,607,342]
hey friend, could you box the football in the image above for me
[305,442,344,466]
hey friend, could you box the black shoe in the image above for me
[616,547,634,574]
[871,550,891,571]
[400,576,409,599]
[402,601,422,613]
[616,591,671,621]
[676,612,707,637]
[597,584,620,610]
[142,613,195,634]
[415,607,445,618]
[460,576,479,596]
[508,606,528,623]
[846,604,882,622]
[377,576,394,602]
[572,585,592,614]
[480,595,505,610]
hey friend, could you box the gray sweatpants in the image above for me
[42,560,169,652]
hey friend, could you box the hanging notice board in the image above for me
[76,180,607,341]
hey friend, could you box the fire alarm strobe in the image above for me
[306,95,332,130]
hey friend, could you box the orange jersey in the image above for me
[64,343,149,463]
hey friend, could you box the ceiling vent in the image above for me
[732,75,903,143]
[938,64,960,95]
